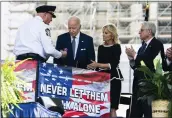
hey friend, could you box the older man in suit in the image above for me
[126,22,164,118]
[163,47,172,71]
[54,16,95,69]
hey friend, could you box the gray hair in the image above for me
[68,16,81,25]
[142,21,156,36]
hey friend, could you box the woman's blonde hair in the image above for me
[102,24,120,44]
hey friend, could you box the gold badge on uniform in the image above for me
[45,28,51,37]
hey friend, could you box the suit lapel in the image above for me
[66,33,74,60]
[138,38,155,54]
[144,37,155,53]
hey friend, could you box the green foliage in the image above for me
[1,58,28,116]
[137,59,172,117]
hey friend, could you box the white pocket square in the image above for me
[81,48,86,51]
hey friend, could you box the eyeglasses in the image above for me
[140,28,151,32]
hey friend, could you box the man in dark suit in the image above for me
[54,16,95,69]
[162,47,172,71]
[125,22,164,118]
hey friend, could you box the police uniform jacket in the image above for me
[14,16,62,60]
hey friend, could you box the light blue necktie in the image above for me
[72,37,76,58]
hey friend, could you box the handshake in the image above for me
[60,48,68,58]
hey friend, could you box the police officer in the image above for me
[14,5,67,62]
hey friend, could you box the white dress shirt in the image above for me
[166,58,172,66]
[71,32,80,59]
[14,16,62,59]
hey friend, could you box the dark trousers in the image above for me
[129,78,152,118]
[129,97,152,118]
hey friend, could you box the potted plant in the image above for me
[137,59,172,117]
[1,59,27,117]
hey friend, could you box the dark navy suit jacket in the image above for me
[129,37,165,117]
[130,37,165,94]
[131,37,164,72]
[54,32,95,69]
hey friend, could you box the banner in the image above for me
[15,60,37,102]
[9,102,61,118]
[38,63,110,117]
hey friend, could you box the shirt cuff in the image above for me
[166,58,171,66]
[108,63,111,70]
[134,54,137,60]
[127,56,133,60]
[55,51,62,59]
